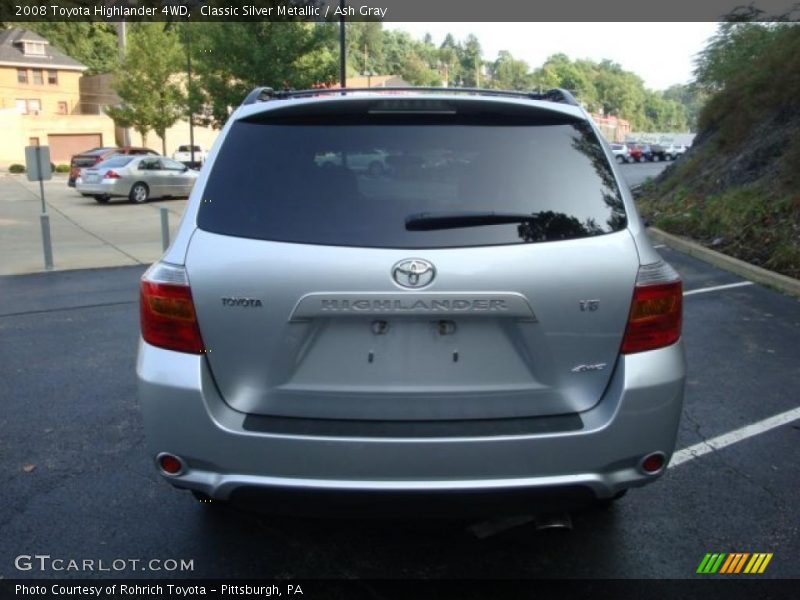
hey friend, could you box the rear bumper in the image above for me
[137,339,685,506]
[76,179,129,197]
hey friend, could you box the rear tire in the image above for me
[615,156,624,164]
[129,182,149,204]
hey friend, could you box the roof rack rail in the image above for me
[241,87,279,104]
[240,86,580,107]
[531,88,580,107]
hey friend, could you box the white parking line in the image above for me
[683,281,754,296]
[669,406,800,468]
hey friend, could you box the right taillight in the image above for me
[140,263,205,354]
[621,261,682,354]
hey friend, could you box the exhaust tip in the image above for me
[640,452,666,474]
[156,452,185,476]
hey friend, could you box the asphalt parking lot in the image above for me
[1,161,798,580]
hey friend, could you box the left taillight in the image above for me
[140,263,205,354]
[621,261,683,354]
[104,170,121,179]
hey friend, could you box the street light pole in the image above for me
[339,0,346,89]
[185,22,195,167]
[117,21,130,146]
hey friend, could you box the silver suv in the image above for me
[137,87,685,514]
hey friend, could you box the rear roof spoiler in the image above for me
[241,86,580,108]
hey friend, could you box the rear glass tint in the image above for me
[198,117,626,248]
[96,156,134,168]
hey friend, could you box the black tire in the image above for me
[652,154,660,162]
[615,155,625,164]
[93,195,109,204]
[129,182,149,204]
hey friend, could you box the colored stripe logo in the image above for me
[697,553,773,574]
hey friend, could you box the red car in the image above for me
[625,143,644,163]
[69,146,158,187]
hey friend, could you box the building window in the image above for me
[17,69,28,84]
[58,101,68,115]
[32,70,43,85]
[48,70,58,85]
[24,42,46,56]
[16,99,42,115]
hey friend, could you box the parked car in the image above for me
[76,155,198,203]
[610,143,631,164]
[138,87,685,515]
[649,144,668,162]
[662,144,687,160]
[315,149,388,176]
[625,143,643,163]
[173,144,207,168]
[69,146,158,187]
[637,143,653,162]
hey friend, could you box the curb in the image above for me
[648,227,800,298]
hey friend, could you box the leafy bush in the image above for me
[55,164,70,173]
[9,164,25,174]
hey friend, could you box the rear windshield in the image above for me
[198,117,626,248]
[96,156,134,168]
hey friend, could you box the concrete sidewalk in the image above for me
[0,174,186,276]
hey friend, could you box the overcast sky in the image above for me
[387,23,720,91]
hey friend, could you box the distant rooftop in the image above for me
[0,28,87,71]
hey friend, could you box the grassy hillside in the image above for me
[638,24,800,279]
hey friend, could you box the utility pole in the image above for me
[339,0,346,89]
[185,23,195,168]
[116,21,130,146]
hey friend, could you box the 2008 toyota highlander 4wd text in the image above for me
[137,87,685,515]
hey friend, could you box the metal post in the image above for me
[117,21,131,146]
[35,146,53,270]
[186,23,195,168]
[160,207,170,251]
[339,0,346,89]
[40,214,53,270]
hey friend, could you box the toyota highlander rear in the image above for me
[137,88,685,513]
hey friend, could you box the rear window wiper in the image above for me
[405,211,544,231]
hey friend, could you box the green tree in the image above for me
[348,22,384,76]
[663,83,708,130]
[459,34,483,87]
[105,23,185,154]
[489,51,532,90]
[192,22,338,128]
[438,34,460,86]
[694,22,780,92]
[533,54,597,108]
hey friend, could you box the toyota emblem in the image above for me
[392,259,436,288]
